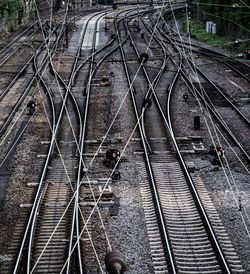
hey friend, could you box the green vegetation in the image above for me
[189,21,234,49]
[0,0,34,27]
[189,0,250,37]
[0,0,20,19]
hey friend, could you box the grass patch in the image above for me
[188,21,235,49]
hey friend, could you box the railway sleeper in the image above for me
[178,271,221,274]
[178,269,221,274]
[176,256,217,262]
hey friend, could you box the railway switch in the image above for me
[208,145,224,166]
[105,250,126,274]
[183,93,188,102]
[194,116,200,130]
[112,170,121,180]
[104,148,120,168]
[27,100,37,115]
[139,52,149,64]
[81,168,88,178]
[243,49,250,59]
[109,197,120,216]
[143,98,152,109]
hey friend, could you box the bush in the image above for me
[191,0,250,37]
[0,0,19,19]
[189,20,234,49]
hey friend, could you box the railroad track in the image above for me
[0,22,42,67]
[150,7,250,263]
[173,40,250,83]
[0,4,249,274]
[149,8,250,83]
[0,9,100,166]
[1,8,130,273]
[144,9,250,165]
[69,8,134,272]
[11,11,108,274]
[0,9,95,273]
[185,63,250,158]
[117,7,245,273]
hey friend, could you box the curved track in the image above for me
[117,7,245,274]
[0,4,248,274]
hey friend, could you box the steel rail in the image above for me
[72,9,128,272]
[23,9,126,273]
[124,14,168,151]
[23,9,120,273]
[34,54,56,132]
[0,22,65,140]
[25,11,106,274]
[0,8,97,102]
[132,9,233,274]
[116,8,177,274]
[148,13,244,273]
[0,48,57,170]
[186,58,250,126]
[146,11,250,126]
[65,11,108,274]
[156,16,250,162]
[164,36,250,82]
[72,8,126,271]
[0,22,38,56]
[0,24,60,175]
[74,12,103,273]
[146,11,250,164]
[56,9,131,272]
[0,23,48,67]
[181,67,250,164]
[162,43,234,274]
[47,10,117,273]
[161,31,250,163]
[0,19,67,102]
[143,13,250,129]
[12,12,79,273]
[11,9,102,274]
[155,12,250,82]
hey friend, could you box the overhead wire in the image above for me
[29,2,110,272]
[29,6,141,272]
[143,0,249,238]
[0,0,112,272]
[57,0,250,268]
[8,1,109,273]
[180,2,250,234]
[11,0,250,270]
[156,0,249,235]
[187,1,249,8]
[238,0,250,8]
[29,5,149,272]
[158,0,250,236]
[55,2,172,272]
[179,2,250,231]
